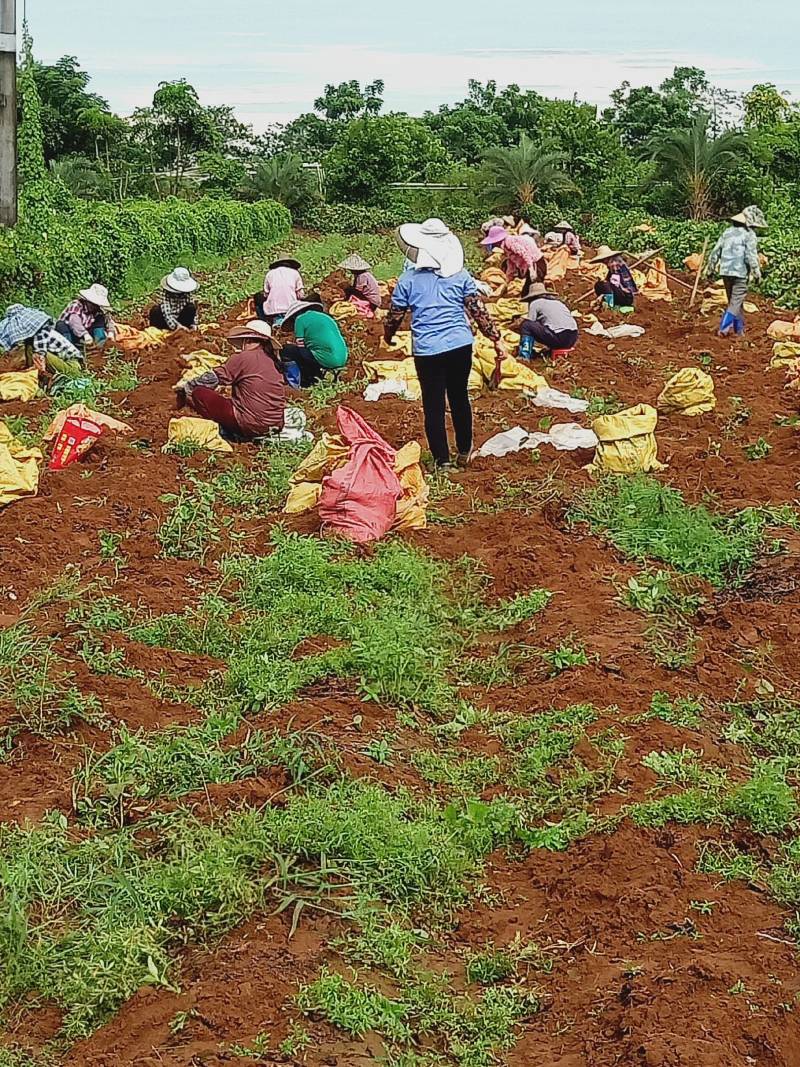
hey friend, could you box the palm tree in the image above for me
[482,134,579,211]
[647,116,747,220]
[239,154,317,213]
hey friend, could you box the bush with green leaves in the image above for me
[0,195,291,309]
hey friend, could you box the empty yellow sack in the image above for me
[657,368,716,416]
[0,423,41,507]
[175,349,227,390]
[329,300,360,322]
[166,417,233,454]
[382,332,413,358]
[473,337,549,393]
[640,258,673,302]
[364,358,422,402]
[115,323,171,351]
[480,267,509,295]
[771,341,800,368]
[0,367,39,402]
[489,299,526,328]
[590,403,665,474]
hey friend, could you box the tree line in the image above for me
[25,57,800,223]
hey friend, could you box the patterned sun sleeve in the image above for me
[384,306,408,344]
[464,294,500,342]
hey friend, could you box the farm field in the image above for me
[1,232,800,1067]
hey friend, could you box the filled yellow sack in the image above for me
[484,250,504,269]
[290,432,350,485]
[175,349,227,389]
[589,404,665,473]
[394,441,429,531]
[0,367,39,402]
[684,252,704,272]
[489,299,526,328]
[364,358,422,402]
[115,323,171,351]
[0,423,41,507]
[771,341,800,368]
[329,300,360,322]
[166,416,233,454]
[657,368,716,416]
[768,319,800,343]
[543,246,577,281]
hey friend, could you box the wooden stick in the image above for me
[574,248,664,305]
[689,236,710,308]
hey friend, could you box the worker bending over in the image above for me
[544,221,581,256]
[57,284,117,350]
[0,304,83,377]
[280,300,349,387]
[592,246,638,310]
[518,282,579,359]
[339,254,382,316]
[256,258,305,325]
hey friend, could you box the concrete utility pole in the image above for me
[0,0,17,227]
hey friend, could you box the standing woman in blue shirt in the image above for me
[707,206,766,336]
[384,219,506,469]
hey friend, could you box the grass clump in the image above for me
[570,475,767,585]
[640,691,705,729]
[157,477,220,563]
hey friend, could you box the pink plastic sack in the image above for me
[318,407,402,543]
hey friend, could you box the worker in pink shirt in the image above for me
[255,258,305,325]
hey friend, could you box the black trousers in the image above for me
[282,343,327,387]
[521,320,579,351]
[148,303,197,329]
[414,344,473,466]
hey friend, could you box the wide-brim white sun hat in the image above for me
[228,319,273,344]
[396,218,465,278]
[282,299,324,325]
[79,284,112,309]
[162,267,199,294]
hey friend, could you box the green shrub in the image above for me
[0,195,291,309]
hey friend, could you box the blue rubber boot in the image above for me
[733,315,745,335]
[719,311,736,336]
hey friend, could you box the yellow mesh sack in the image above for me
[657,368,716,416]
[590,404,665,473]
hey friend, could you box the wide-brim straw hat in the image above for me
[480,225,509,247]
[282,299,324,326]
[339,254,372,272]
[270,258,302,271]
[521,282,549,302]
[590,245,621,263]
[396,218,465,278]
[228,319,273,344]
[79,284,112,309]
[162,267,199,294]
[730,212,749,225]
[554,221,573,231]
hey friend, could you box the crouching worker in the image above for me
[339,254,382,316]
[180,320,285,441]
[57,284,117,350]
[149,267,199,331]
[280,300,349,387]
[591,246,638,309]
[544,220,581,256]
[0,304,84,377]
[518,282,578,359]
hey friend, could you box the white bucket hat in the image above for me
[79,283,112,310]
[162,267,199,294]
[396,218,465,278]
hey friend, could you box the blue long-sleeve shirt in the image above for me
[709,226,761,281]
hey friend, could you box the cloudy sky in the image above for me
[23,0,800,131]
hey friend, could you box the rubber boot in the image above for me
[733,315,745,335]
[719,311,736,336]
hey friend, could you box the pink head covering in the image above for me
[480,225,508,247]
[504,233,542,269]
